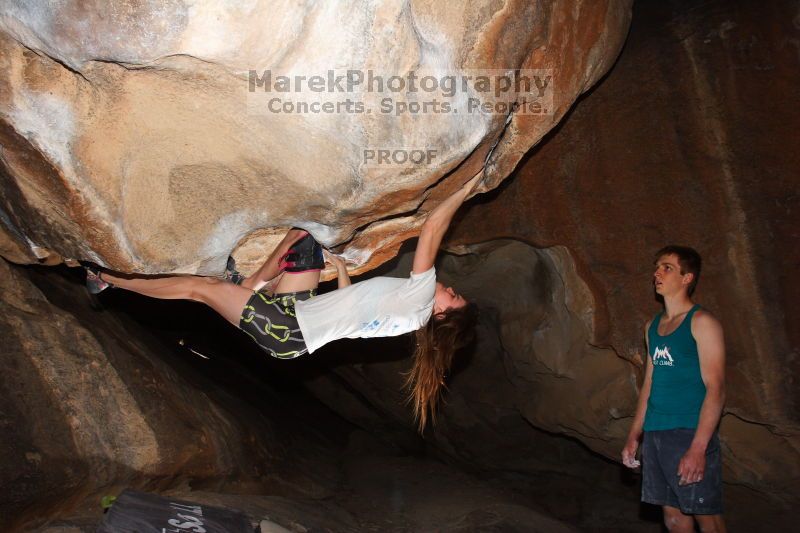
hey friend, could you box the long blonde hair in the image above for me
[405,303,478,432]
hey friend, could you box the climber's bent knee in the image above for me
[187,277,222,303]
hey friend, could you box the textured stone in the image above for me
[309,240,633,456]
[0,0,631,275]
[0,259,340,531]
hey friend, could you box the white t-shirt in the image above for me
[295,267,436,354]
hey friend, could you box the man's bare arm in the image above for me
[677,311,726,484]
[690,311,726,447]
[622,321,654,468]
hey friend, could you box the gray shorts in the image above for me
[239,289,315,359]
[642,428,723,515]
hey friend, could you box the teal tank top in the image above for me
[643,304,706,431]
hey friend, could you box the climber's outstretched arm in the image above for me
[412,173,482,274]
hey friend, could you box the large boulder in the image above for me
[0,0,631,274]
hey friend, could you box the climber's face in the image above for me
[433,282,467,316]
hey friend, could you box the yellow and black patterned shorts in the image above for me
[239,289,316,359]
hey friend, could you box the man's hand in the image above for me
[621,438,641,469]
[677,446,706,485]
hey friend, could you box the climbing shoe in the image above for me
[280,232,325,273]
[224,255,245,285]
[81,262,113,294]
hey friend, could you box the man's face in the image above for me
[653,254,692,297]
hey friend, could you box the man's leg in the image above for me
[695,514,726,532]
[240,228,309,291]
[659,429,724,526]
[663,506,693,532]
[100,272,252,327]
[642,431,684,527]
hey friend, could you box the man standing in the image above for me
[622,246,726,532]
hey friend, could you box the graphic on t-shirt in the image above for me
[653,345,674,366]
[361,319,382,332]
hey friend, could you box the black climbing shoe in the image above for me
[224,255,245,285]
[280,232,325,273]
[80,261,113,294]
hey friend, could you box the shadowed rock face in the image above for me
[0,0,631,274]
[308,240,632,456]
[303,242,648,526]
[1,260,586,531]
[0,259,349,531]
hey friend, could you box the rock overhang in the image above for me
[0,0,633,276]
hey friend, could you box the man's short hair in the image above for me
[655,245,702,296]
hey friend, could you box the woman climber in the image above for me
[84,174,481,429]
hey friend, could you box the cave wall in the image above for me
[446,0,800,502]
[0,259,342,531]
[1,0,797,528]
[303,241,649,528]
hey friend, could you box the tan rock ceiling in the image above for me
[0,1,632,276]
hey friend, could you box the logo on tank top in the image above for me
[653,345,674,366]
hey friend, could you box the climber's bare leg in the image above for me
[241,228,309,291]
[257,272,285,295]
[273,270,321,294]
[100,272,251,327]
